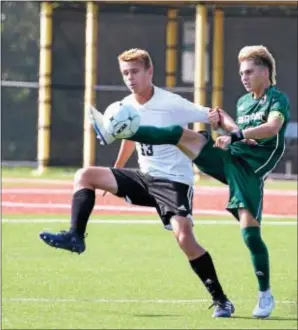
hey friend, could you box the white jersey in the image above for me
[122,86,210,186]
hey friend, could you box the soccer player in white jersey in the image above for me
[40,48,234,317]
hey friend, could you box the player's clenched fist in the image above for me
[208,107,220,130]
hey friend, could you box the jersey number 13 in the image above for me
[140,144,154,156]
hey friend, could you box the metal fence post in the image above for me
[37,2,53,173]
[83,1,98,167]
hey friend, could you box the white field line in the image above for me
[2,201,297,219]
[3,297,296,305]
[2,187,297,197]
[2,219,297,225]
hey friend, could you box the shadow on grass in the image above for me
[232,315,298,321]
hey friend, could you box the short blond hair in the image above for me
[118,48,153,69]
[238,45,276,85]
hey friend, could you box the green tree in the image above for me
[2,2,40,161]
[2,1,40,81]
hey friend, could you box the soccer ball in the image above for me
[103,101,140,139]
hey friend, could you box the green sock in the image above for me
[129,125,183,145]
[241,227,270,291]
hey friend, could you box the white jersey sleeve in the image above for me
[168,94,210,126]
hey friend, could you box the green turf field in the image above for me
[2,214,297,329]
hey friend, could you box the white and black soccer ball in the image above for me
[103,101,140,139]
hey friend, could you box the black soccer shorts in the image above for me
[110,168,193,229]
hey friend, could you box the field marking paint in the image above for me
[2,219,297,225]
[2,201,297,218]
[2,187,297,197]
[3,297,297,305]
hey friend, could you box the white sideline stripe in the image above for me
[2,187,297,197]
[3,297,296,305]
[2,201,296,218]
[2,219,297,225]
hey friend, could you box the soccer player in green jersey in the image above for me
[92,45,290,318]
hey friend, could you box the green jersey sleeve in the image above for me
[269,92,290,123]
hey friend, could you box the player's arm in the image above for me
[114,139,136,168]
[215,111,284,149]
[214,94,288,149]
[170,96,211,125]
[242,111,284,140]
[218,109,239,132]
[169,95,238,132]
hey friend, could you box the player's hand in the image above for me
[242,139,258,146]
[214,135,231,150]
[208,107,220,130]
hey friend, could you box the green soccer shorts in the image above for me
[194,132,265,222]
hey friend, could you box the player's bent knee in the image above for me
[171,217,194,240]
[74,168,89,184]
[175,229,189,242]
[242,232,255,248]
[74,168,84,184]
[171,216,192,232]
[74,167,97,189]
[174,230,192,249]
[178,130,207,160]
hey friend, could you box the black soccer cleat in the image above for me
[39,230,86,254]
[209,299,235,318]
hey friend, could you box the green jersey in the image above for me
[228,86,290,178]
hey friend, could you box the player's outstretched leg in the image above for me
[39,186,94,254]
[39,170,99,254]
[87,104,116,145]
[87,103,184,146]
[130,125,184,145]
